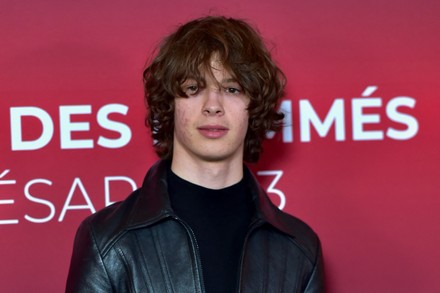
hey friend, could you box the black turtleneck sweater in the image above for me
[167,168,254,293]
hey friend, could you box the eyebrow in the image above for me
[222,78,238,83]
[181,77,238,85]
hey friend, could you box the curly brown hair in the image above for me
[143,16,285,162]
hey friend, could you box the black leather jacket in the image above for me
[66,160,325,292]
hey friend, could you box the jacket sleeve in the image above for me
[304,240,326,293]
[66,219,113,293]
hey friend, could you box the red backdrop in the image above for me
[1,1,439,292]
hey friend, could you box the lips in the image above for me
[197,125,229,138]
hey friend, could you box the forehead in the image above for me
[184,54,237,83]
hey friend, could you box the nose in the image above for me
[202,89,224,116]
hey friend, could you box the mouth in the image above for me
[197,125,229,138]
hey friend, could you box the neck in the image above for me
[171,157,243,190]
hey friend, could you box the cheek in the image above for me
[231,111,249,139]
[236,103,250,130]
[240,118,249,135]
[174,103,190,127]
[174,106,195,143]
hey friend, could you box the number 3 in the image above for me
[257,170,286,210]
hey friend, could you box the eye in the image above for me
[226,87,239,94]
[185,85,199,96]
[224,86,243,95]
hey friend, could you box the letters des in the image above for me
[10,104,132,150]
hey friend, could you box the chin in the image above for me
[197,151,240,163]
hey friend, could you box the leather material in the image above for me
[66,160,325,292]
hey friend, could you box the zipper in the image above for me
[172,216,206,293]
[236,218,265,293]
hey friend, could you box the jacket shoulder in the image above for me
[244,165,321,263]
[272,207,321,263]
[75,161,171,256]
[76,188,143,256]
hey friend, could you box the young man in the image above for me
[66,16,324,293]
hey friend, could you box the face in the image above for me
[172,57,250,164]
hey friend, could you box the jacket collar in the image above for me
[128,160,295,238]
